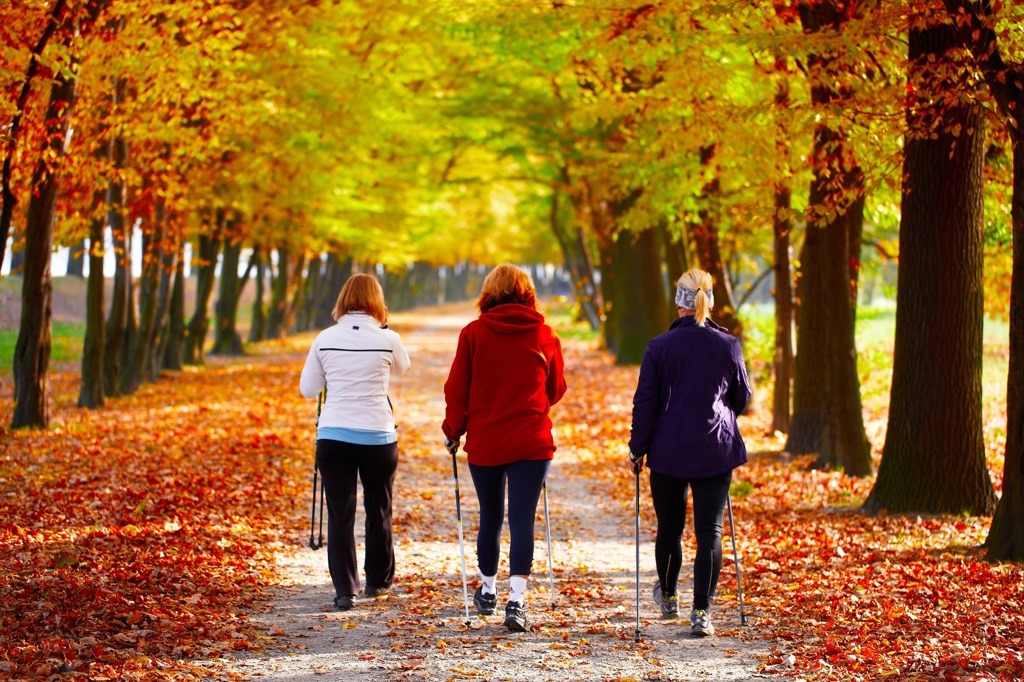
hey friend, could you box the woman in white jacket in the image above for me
[300,273,410,610]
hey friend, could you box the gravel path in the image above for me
[226,309,773,682]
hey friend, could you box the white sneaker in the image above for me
[690,609,714,636]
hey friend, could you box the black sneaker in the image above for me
[473,587,497,616]
[364,585,390,598]
[652,580,678,618]
[334,595,354,611]
[503,600,528,632]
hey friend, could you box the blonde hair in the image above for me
[332,273,388,326]
[677,268,714,327]
[477,263,539,313]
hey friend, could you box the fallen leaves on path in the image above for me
[1,311,1021,681]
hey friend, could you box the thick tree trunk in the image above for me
[787,220,827,454]
[611,228,669,365]
[183,225,222,364]
[818,196,871,476]
[864,19,995,515]
[947,0,1024,558]
[78,208,106,409]
[772,185,794,434]
[11,39,81,428]
[988,129,1024,559]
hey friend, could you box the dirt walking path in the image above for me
[227,308,771,681]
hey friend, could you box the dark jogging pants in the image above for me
[315,439,398,599]
[649,469,732,611]
[468,459,550,577]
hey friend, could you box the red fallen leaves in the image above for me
[1,321,1021,681]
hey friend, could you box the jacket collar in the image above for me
[669,315,725,333]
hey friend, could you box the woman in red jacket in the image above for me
[442,263,567,632]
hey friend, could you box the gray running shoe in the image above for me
[690,608,714,636]
[652,580,679,618]
[503,600,528,632]
[473,587,497,616]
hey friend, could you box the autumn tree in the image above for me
[865,3,996,515]
[947,0,1024,558]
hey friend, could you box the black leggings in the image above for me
[649,469,732,611]
[315,439,398,598]
[468,459,550,577]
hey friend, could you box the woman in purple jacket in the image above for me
[628,268,751,637]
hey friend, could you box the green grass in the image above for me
[0,322,86,372]
[544,295,600,343]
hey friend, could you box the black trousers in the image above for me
[649,469,732,611]
[315,439,398,598]
[468,459,550,577]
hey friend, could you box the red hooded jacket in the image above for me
[442,303,567,466]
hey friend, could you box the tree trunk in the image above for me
[772,184,794,434]
[818,196,871,476]
[249,248,267,343]
[11,20,82,428]
[267,244,291,339]
[313,253,352,329]
[0,0,68,271]
[611,228,669,365]
[864,18,995,515]
[945,0,1024,558]
[549,189,600,330]
[162,248,185,371]
[148,222,179,382]
[183,223,223,364]
[102,135,130,398]
[122,206,165,392]
[786,2,871,473]
[211,237,245,355]
[66,239,86,278]
[78,206,106,409]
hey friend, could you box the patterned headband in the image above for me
[675,284,714,311]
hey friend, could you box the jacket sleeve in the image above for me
[391,332,411,377]
[299,340,325,398]
[442,326,472,440]
[726,339,752,416]
[546,334,567,406]
[628,344,660,456]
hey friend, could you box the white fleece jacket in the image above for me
[299,313,411,432]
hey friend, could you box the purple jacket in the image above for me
[629,316,751,479]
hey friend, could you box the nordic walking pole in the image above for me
[634,463,642,643]
[542,482,555,609]
[309,388,326,550]
[448,443,472,625]
[726,493,747,626]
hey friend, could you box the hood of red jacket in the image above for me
[479,303,545,334]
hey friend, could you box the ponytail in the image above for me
[675,268,715,326]
[693,288,710,327]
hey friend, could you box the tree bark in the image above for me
[267,244,291,339]
[611,227,669,365]
[10,7,85,428]
[211,236,245,355]
[123,203,166,392]
[942,0,1022,552]
[864,15,995,515]
[102,133,130,398]
[550,187,601,331]
[249,247,267,343]
[78,204,106,409]
[162,247,185,371]
[772,184,794,434]
[183,219,223,364]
